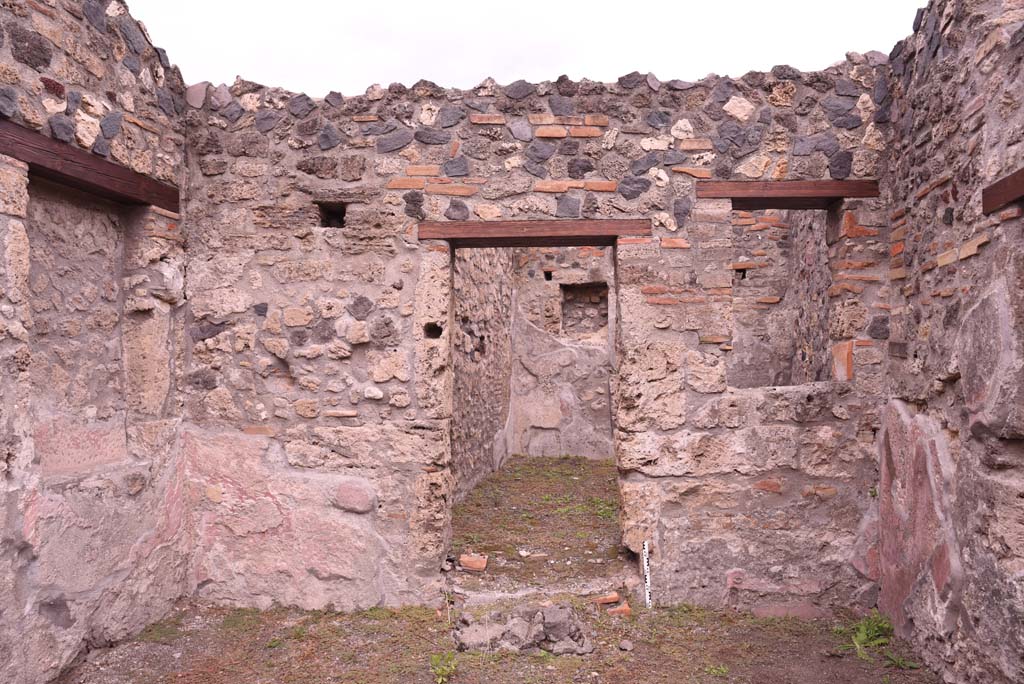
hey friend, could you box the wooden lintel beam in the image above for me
[982,167,1024,215]
[0,119,180,213]
[418,219,651,248]
[696,180,879,210]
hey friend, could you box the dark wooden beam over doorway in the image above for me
[0,119,180,213]
[982,167,1024,215]
[696,180,880,210]
[418,219,651,248]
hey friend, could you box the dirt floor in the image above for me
[59,455,942,684]
[448,455,638,600]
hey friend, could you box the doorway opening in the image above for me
[445,242,636,601]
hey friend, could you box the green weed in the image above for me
[430,651,458,684]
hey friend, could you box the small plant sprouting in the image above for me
[884,651,921,670]
[430,651,458,684]
[838,610,894,661]
[705,664,729,676]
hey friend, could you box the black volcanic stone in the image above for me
[618,176,651,200]
[557,139,579,156]
[646,110,671,128]
[437,105,465,128]
[220,102,244,123]
[549,95,575,116]
[673,197,692,225]
[663,150,687,166]
[771,65,802,81]
[445,199,469,220]
[414,127,451,145]
[100,112,123,139]
[555,75,579,96]
[377,128,414,153]
[524,161,548,178]
[867,316,890,339]
[829,151,853,179]
[568,158,594,179]
[49,114,75,142]
[0,87,19,119]
[347,296,375,321]
[835,79,860,97]
[91,136,110,156]
[255,110,281,133]
[9,23,52,70]
[505,80,536,100]
[617,71,645,88]
[122,54,141,75]
[525,140,556,163]
[83,0,107,31]
[118,17,148,54]
[324,91,344,107]
[65,91,82,115]
[288,94,316,118]
[364,119,398,135]
[443,156,469,177]
[630,152,660,176]
[318,123,343,150]
[555,195,581,218]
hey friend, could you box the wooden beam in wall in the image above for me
[982,167,1024,215]
[696,180,880,210]
[0,119,180,213]
[418,219,651,248]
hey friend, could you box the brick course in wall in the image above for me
[0,1,1022,683]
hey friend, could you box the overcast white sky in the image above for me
[127,0,925,96]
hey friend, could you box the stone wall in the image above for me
[876,0,1024,681]
[2,0,1023,682]
[507,246,616,458]
[0,2,190,681]
[451,248,514,498]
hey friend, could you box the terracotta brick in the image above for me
[593,592,620,605]
[468,113,505,125]
[889,267,908,280]
[584,114,609,126]
[831,341,854,381]
[425,184,478,196]
[999,205,1023,221]
[647,296,680,305]
[406,164,441,176]
[914,173,952,201]
[671,166,713,179]
[584,179,618,192]
[958,232,990,260]
[458,553,488,572]
[618,237,654,245]
[756,296,782,304]
[568,126,602,137]
[728,261,769,270]
[936,249,958,267]
[607,602,632,617]
[890,207,907,221]
[753,478,784,494]
[660,238,691,249]
[832,259,876,270]
[534,180,571,193]
[699,334,730,344]
[828,281,866,297]
[243,425,276,436]
[890,241,905,256]
[535,125,568,138]
[841,212,880,238]
[889,226,907,241]
[528,113,556,125]
[387,177,425,189]
[352,115,379,122]
[641,285,670,295]
[678,138,714,151]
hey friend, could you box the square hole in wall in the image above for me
[316,201,347,228]
[560,282,609,336]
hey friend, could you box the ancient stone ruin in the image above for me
[0,0,1022,682]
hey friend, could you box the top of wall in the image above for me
[0,0,186,185]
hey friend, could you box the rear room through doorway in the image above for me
[447,245,637,602]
